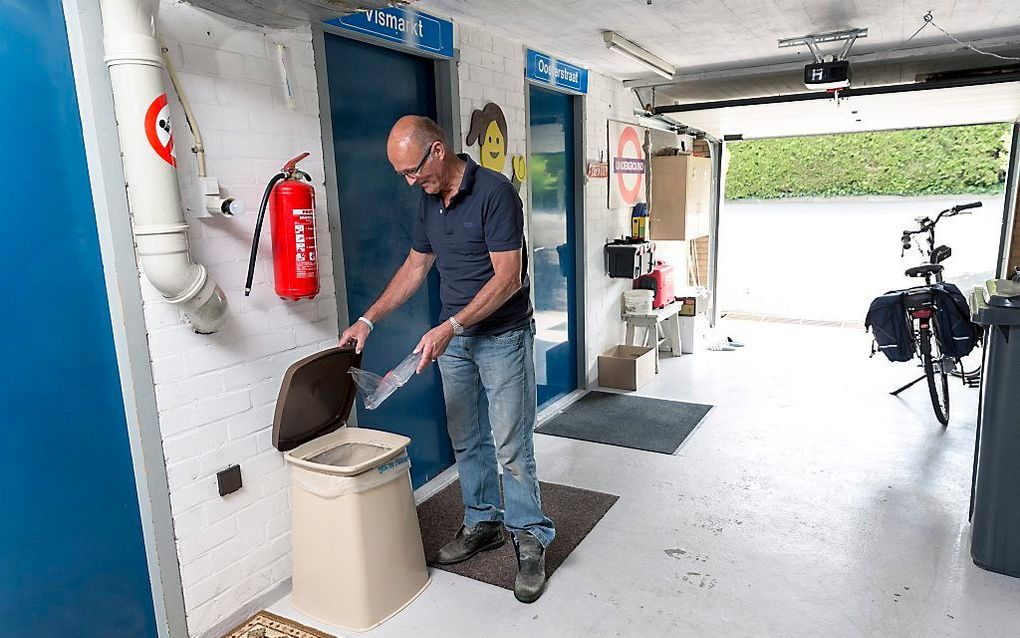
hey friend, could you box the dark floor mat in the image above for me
[417,480,618,590]
[537,391,713,454]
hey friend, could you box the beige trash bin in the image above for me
[272,347,430,632]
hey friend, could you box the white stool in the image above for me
[623,303,682,373]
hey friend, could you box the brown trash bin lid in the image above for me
[272,346,362,452]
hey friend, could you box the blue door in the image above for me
[528,85,579,409]
[0,4,158,637]
[324,34,454,488]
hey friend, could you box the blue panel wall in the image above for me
[324,33,455,488]
[0,3,158,636]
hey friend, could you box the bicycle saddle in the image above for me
[905,264,944,278]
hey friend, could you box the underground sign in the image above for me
[144,93,176,167]
[608,120,647,208]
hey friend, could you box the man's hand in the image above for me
[339,320,372,354]
[414,321,455,373]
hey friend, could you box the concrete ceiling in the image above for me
[652,80,1020,139]
[185,0,398,27]
[419,0,1019,81]
[185,0,1020,136]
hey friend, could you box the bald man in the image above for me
[339,116,554,603]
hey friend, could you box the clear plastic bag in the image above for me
[349,352,422,410]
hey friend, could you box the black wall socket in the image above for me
[216,464,242,496]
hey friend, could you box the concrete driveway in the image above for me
[717,196,1006,322]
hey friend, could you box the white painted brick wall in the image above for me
[455,23,528,170]
[143,5,639,635]
[147,3,338,636]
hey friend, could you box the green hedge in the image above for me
[725,124,1011,200]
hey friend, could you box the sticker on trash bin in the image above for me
[377,453,409,474]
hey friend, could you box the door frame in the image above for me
[997,121,1020,278]
[708,138,723,326]
[524,80,588,398]
[311,23,461,426]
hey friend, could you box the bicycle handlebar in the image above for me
[934,201,983,224]
[952,201,982,213]
[903,221,932,237]
[902,201,981,245]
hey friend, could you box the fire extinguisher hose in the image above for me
[245,172,286,296]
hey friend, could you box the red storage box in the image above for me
[634,261,675,309]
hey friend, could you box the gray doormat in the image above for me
[417,480,618,590]
[537,391,713,454]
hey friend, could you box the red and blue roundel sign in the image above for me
[610,121,646,208]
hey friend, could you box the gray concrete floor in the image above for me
[270,319,1020,637]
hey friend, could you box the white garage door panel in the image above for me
[669,81,1020,139]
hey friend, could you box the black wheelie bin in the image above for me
[970,279,1020,577]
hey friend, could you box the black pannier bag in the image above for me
[931,282,981,359]
[866,291,915,362]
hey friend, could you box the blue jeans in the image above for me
[437,322,555,548]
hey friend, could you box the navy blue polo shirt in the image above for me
[412,155,532,336]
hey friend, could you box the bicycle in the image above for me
[888,201,982,426]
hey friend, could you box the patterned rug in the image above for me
[222,611,336,638]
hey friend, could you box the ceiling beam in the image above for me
[623,35,1020,89]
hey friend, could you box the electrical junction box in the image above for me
[804,59,851,90]
[217,464,243,496]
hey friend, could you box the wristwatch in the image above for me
[448,316,464,336]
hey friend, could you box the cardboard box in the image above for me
[677,290,711,316]
[598,345,656,391]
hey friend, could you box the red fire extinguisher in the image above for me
[245,153,320,301]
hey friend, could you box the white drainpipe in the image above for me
[99,0,227,333]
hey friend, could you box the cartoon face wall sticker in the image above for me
[467,103,507,172]
[466,102,527,191]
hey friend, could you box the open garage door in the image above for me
[648,77,1020,320]
[649,75,1020,140]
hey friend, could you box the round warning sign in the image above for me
[144,94,176,167]
[614,125,645,206]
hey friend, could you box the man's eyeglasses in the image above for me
[400,143,435,179]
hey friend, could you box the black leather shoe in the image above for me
[513,532,547,603]
[435,521,505,565]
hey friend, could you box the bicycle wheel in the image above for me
[919,324,950,426]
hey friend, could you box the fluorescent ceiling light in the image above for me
[603,31,676,80]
